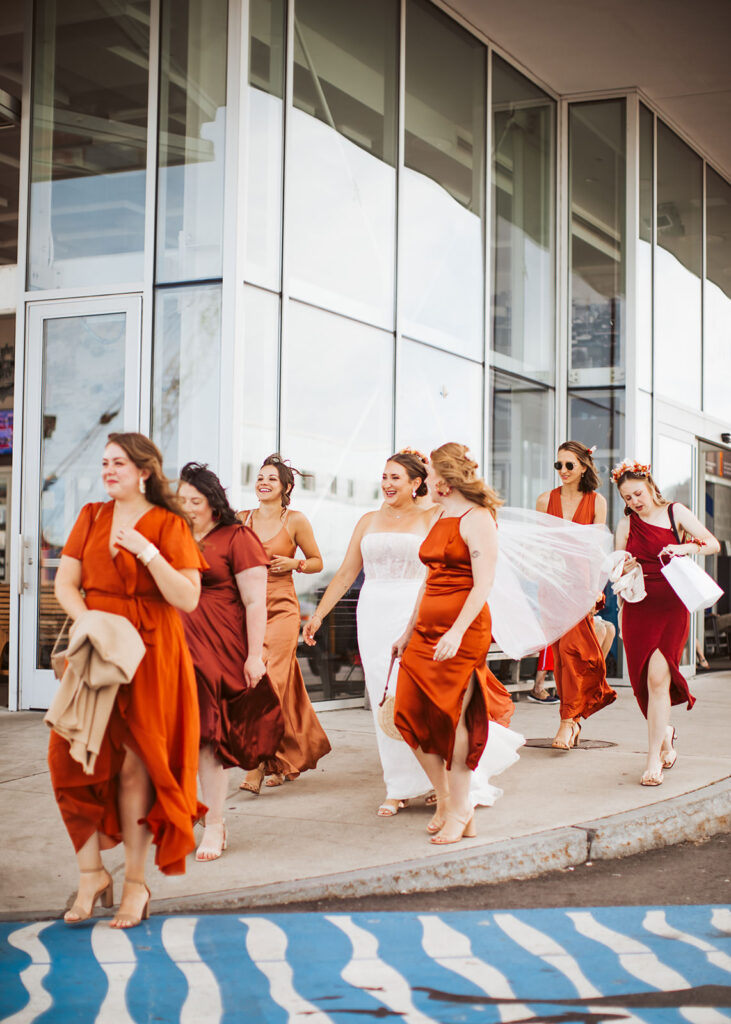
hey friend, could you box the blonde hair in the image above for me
[430,443,503,517]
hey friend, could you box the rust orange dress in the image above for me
[245,510,331,778]
[47,501,207,876]
[180,522,284,770]
[394,511,505,770]
[548,488,617,721]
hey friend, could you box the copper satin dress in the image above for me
[245,511,331,777]
[394,512,507,770]
[180,523,284,770]
[47,502,207,876]
[622,507,693,718]
[547,488,617,721]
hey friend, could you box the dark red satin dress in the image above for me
[548,489,617,721]
[180,523,284,770]
[394,512,503,770]
[622,508,693,718]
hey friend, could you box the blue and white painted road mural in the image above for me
[1,906,729,1023]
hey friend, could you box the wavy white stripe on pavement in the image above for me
[240,917,333,1024]
[568,911,728,1024]
[418,915,531,1023]
[326,915,440,1024]
[90,922,137,1023]
[494,913,645,1024]
[643,910,731,974]
[4,922,54,1024]
[160,917,222,1024]
[711,909,731,935]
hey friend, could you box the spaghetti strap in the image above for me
[459,508,475,520]
[242,509,254,528]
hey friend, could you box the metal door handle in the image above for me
[18,534,33,595]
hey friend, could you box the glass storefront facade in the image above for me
[5,0,730,708]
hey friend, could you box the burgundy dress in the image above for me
[622,507,693,718]
[180,523,284,769]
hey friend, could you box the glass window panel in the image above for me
[705,167,731,420]
[569,100,626,382]
[490,370,553,508]
[491,55,555,384]
[38,313,126,668]
[397,340,483,459]
[636,388,653,467]
[28,1,149,290]
[157,0,228,283]
[245,0,285,290]
[288,0,398,327]
[240,286,279,506]
[656,434,693,508]
[638,104,653,391]
[153,285,221,479]
[568,387,625,526]
[655,122,702,407]
[282,301,393,702]
[401,0,485,358]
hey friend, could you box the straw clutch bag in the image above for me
[377,652,403,742]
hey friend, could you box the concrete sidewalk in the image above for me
[1,674,729,920]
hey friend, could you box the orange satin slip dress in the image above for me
[245,510,331,778]
[47,501,207,875]
[394,511,507,769]
[547,488,617,721]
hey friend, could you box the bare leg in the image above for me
[197,744,229,860]
[437,678,476,841]
[531,669,549,698]
[597,620,615,659]
[64,831,112,923]
[411,746,449,832]
[643,649,672,782]
[111,746,154,928]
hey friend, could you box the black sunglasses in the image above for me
[554,460,576,471]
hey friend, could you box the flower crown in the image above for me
[398,446,428,465]
[610,457,651,484]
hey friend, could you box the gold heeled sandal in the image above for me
[111,878,150,929]
[377,799,406,817]
[551,719,579,750]
[661,726,678,770]
[64,867,113,925]
[426,794,449,834]
[196,820,228,861]
[430,812,476,845]
[240,765,265,794]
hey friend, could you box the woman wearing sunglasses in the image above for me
[536,441,617,749]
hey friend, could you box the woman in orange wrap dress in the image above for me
[393,443,511,846]
[240,454,331,792]
[178,462,283,862]
[50,433,205,929]
[536,441,616,749]
[613,460,719,785]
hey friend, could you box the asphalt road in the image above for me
[260,832,731,914]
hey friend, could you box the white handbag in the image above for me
[659,553,723,613]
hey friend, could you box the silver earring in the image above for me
[139,476,146,495]
[412,489,417,499]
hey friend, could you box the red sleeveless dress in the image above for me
[548,489,616,720]
[622,508,693,717]
[394,512,510,770]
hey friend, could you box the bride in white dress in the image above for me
[303,450,523,817]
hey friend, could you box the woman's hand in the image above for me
[303,613,322,646]
[659,543,690,558]
[114,526,149,557]
[391,629,412,660]
[433,626,464,662]
[270,554,297,574]
[621,554,639,574]
[244,654,267,688]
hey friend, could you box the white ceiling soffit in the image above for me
[447,0,731,180]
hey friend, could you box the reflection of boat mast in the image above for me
[42,399,122,491]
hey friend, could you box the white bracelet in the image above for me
[137,542,159,566]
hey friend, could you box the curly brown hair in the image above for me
[430,443,502,516]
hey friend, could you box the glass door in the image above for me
[20,297,142,709]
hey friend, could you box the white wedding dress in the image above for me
[357,531,524,806]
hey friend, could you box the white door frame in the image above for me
[18,295,142,710]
